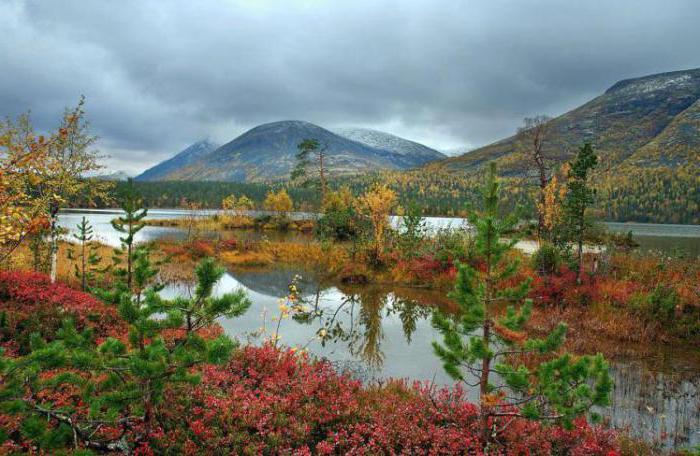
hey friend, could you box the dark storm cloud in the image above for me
[1,0,699,172]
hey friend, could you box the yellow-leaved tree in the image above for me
[32,97,111,281]
[263,189,293,217]
[356,184,397,264]
[536,172,567,241]
[0,114,54,263]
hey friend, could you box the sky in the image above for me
[2,0,699,174]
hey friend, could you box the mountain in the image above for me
[420,68,700,224]
[138,121,441,182]
[440,146,473,157]
[332,127,445,166]
[95,170,132,181]
[430,68,700,175]
[137,140,220,181]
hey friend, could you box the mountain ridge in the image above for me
[137,121,444,182]
[428,67,700,175]
[137,139,220,181]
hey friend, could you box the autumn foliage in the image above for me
[154,344,620,455]
[0,272,622,454]
[0,270,124,353]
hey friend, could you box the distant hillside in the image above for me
[422,68,700,224]
[137,140,219,181]
[332,127,445,166]
[138,121,443,182]
[95,171,132,181]
[431,68,700,175]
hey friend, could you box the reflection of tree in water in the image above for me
[356,288,386,369]
[295,285,432,369]
[386,295,432,344]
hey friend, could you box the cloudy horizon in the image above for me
[2,0,699,174]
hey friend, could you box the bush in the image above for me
[153,344,620,455]
[646,284,679,321]
[316,207,361,240]
[432,228,473,267]
[0,271,123,353]
[532,242,562,275]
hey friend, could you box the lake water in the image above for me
[60,208,700,257]
[58,209,700,450]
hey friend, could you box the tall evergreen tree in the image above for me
[291,138,328,202]
[563,143,598,284]
[111,178,148,291]
[431,163,611,450]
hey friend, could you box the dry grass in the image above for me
[7,241,115,286]
[144,215,314,232]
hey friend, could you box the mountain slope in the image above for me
[95,171,132,181]
[142,121,436,182]
[137,140,220,181]
[333,127,445,166]
[432,68,700,175]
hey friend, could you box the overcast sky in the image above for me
[2,0,699,173]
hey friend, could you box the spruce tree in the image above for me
[431,163,611,449]
[111,178,148,291]
[67,216,103,291]
[563,143,598,284]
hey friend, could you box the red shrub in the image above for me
[218,238,238,251]
[0,271,123,351]
[596,278,640,306]
[530,266,599,307]
[153,344,619,455]
[186,240,216,258]
[398,254,456,284]
[0,274,621,454]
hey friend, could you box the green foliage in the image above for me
[646,284,679,321]
[291,138,318,183]
[0,254,250,452]
[396,201,427,258]
[431,163,611,446]
[563,144,598,281]
[67,216,104,291]
[109,178,149,292]
[0,185,252,452]
[291,138,328,201]
[315,187,368,241]
[531,242,561,276]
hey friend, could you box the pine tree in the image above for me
[563,143,598,284]
[0,251,251,452]
[291,138,328,202]
[110,178,148,291]
[431,163,611,449]
[67,216,103,291]
[398,200,427,258]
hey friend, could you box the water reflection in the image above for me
[294,287,433,370]
[161,267,700,450]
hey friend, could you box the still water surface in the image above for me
[58,209,700,450]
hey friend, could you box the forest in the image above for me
[85,161,700,225]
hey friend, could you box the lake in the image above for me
[59,208,700,257]
[58,209,700,450]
